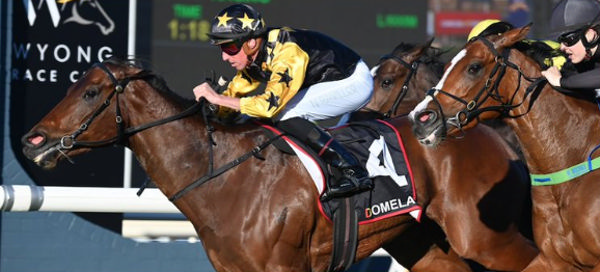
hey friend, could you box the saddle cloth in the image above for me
[261,119,422,224]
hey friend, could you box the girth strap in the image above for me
[327,196,359,272]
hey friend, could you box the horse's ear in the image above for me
[406,37,435,63]
[424,37,435,48]
[493,25,531,49]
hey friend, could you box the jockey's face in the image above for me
[222,38,260,71]
[222,42,249,71]
[560,28,598,63]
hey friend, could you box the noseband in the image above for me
[59,62,203,150]
[426,36,546,130]
[57,62,281,201]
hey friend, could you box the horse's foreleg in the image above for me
[520,254,582,272]
[382,221,472,272]
[443,219,538,271]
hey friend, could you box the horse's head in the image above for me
[365,38,445,118]
[62,0,115,35]
[21,59,143,169]
[409,26,533,146]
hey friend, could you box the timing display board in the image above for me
[151,0,427,98]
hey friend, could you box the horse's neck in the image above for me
[504,76,600,174]
[121,84,227,202]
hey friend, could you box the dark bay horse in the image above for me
[410,26,600,271]
[358,41,537,271]
[22,59,536,272]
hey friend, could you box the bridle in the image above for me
[57,61,281,201]
[59,62,204,150]
[426,36,547,131]
[366,53,421,118]
[381,53,421,118]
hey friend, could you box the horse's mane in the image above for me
[103,57,196,108]
[102,57,256,126]
[510,40,565,70]
[390,42,446,78]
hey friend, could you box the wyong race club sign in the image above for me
[10,0,129,190]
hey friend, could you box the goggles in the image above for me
[220,40,244,56]
[558,29,584,47]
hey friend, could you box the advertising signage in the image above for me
[151,0,428,98]
[435,12,502,35]
[10,1,129,190]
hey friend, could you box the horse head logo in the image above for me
[61,0,115,35]
[23,0,115,35]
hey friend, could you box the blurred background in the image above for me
[0,0,563,271]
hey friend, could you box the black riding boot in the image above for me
[278,118,373,200]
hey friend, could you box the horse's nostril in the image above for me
[25,133,46,147]
[418,110,437,124]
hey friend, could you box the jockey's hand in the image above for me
[193,82,219,103]
[541,66,562,87]
[192,82,241,111]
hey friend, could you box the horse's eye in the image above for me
[381,79,393,90]
[83,88,99,100]
[467,63,482,75]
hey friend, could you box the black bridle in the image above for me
[426,36,547,131]
[379,53,421,118]
[362,53,421,118]
[58,61,281,201]
[59,62,204,150]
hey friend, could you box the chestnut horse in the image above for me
[358,40,537,271]
[22,59,535,272]
[410,26,600,271]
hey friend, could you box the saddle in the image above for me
[261,119,423,223]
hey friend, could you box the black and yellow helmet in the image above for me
[549,0,600,38]
[207,4,266,45]
[467,19,514,41]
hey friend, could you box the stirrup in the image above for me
[320,177,373,201]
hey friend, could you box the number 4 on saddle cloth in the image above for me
[262,120,423,224]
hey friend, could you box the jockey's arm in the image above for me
[560,67,600,90]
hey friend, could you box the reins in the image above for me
[59,63,205,150]
[168,133,282,201]
[61,61,283,200]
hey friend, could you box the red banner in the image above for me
[435,12,501,35]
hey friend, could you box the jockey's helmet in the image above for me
[207,4,266,45]
[549,0,600,39]
[468,19,514,41]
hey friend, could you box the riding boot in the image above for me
[311,131,374,200]
[277,118,373,200]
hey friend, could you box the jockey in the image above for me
[541,0,600,93]
[467,19,567,69]
[192,4,373,200]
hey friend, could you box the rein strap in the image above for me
[168,133,283,201]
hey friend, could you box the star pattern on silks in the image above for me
[277,69,293,87]
[238,13,255,30]
[267,92,280,111]
[217,12,233,27]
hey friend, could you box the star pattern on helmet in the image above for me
[238,13,255,30]
[217,12,233,27]
[267,92,280,111]
[277,69,293,87]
